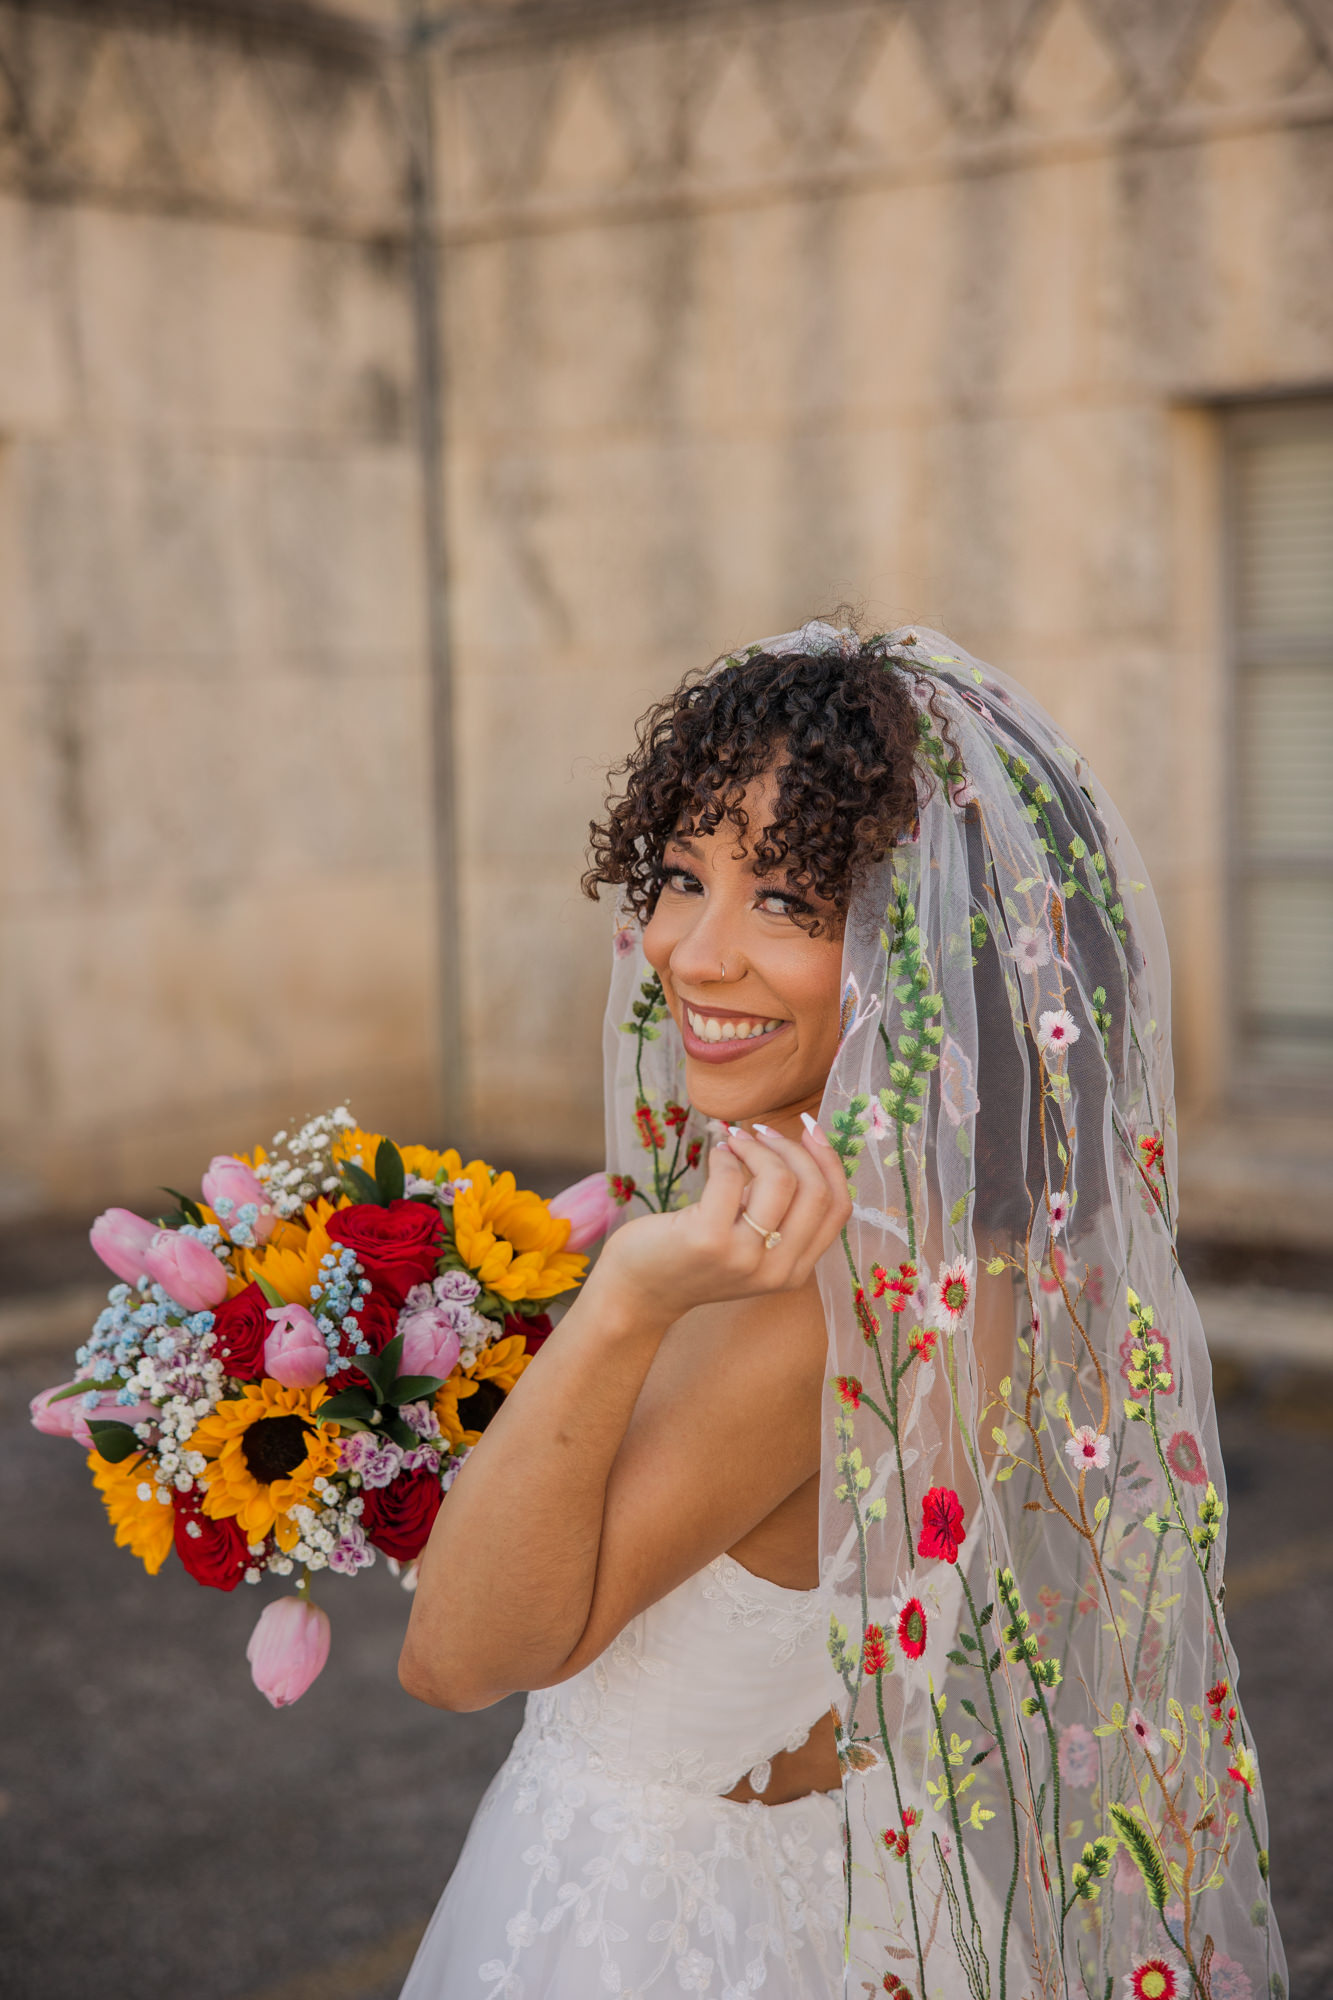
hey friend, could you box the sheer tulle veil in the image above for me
[601,624,1284,2000]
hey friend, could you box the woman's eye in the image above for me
[663,868,701,895]
[756,891,794,916]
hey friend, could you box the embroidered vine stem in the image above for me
[929,1684,983,1940]
[958,1571,1019,1998]
[875,1671,927,1999]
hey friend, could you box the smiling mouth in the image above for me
[684,1007,786,1045]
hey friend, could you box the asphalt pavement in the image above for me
[3,1348,1331,2000]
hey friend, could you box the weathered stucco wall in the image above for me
[436,0,1333,1174]
[2,0,1331,1230]
[0,2,435,1211]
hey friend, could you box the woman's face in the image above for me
[641,776,845,1129]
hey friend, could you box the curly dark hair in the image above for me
[583,638,924,933]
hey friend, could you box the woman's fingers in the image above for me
[725,1124,842,1284]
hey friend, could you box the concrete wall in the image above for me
[2,0,1332,1235]
[0,2,434,1211]
[436,0,1333,1184]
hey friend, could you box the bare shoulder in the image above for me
[631,1277,829,1432]
[549,1281,828,1677]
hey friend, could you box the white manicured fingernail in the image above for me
[753,1123,777,1140]
[800,1113,828,1144]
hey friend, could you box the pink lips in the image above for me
[678,1004,791,1065]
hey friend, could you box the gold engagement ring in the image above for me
[740,1209,782,1251]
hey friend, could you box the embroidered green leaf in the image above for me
[1107,1805,1168,1910]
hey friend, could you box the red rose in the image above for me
[359,1467,442,1561]
[326,1200,444,1309]
[172,1489,250,1591]
[506,1311,553,1357]
[210,1282,269,1379]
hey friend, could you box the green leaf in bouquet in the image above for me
[374,1139,406,1205]
[314,1388,379,1429]
[255,1273,288,1309]
[47,1378,105,1404]
[86,1419,147,1464]
[356,1333,405,1402]
[340,1160,384,1207]
[391,1373,448,1404]
[160,1186,206,1227]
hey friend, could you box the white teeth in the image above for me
[685,1009,786,1043]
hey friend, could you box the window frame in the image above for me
[1221,396,1333,1106]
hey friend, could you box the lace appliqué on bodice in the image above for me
[401,1556,844,2000]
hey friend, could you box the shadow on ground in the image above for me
[3,1352,1329,2000]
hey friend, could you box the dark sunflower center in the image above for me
[242,1413,312,1483]
[465,1379,506,1434]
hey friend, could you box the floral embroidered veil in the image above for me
[602,623,1284,2000]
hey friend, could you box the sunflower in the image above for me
[435,1334,531,1449]
[449,1160,587,1303]
[193,1379,339,1552]
[89,1448,174,1575]
[240,1197,342,1306]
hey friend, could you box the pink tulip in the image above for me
[548,1170,621,1252]
[201,1155,276,1243]
[30,1383,156,1449]
[142,1229,230,1312]
[89,1208,159,1285]
[263,1303,328,1387]
[246,1595,331,1708]
[398,1306,463,1383]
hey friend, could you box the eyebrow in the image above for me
[664,835,702,856]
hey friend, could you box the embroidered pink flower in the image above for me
[1166,1430,1207,1486]
[1036,1009,1080,1054]
[1058,1722,1098,1787]
[1063,1425,1110,1472]
[1008,925,1051,972]
[1127,1706,1161,1757]
[918,1487,966,1565]
[1047,1191,1074,1236]
[939,1037,980,1127]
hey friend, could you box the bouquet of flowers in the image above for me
[31,1108,616,1704]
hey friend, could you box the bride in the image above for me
[397,624,1284,2000]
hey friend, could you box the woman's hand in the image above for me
[591,1119,852,1327]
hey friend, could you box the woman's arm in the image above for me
[398,1122,849,1711]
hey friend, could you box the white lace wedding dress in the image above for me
[399,1554,845,1999]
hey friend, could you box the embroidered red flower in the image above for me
[609,1174,637,1205]
[862,1623,887,1676]
[895,1596,927,1659]
[634,1104,665,1150]
[833,1375,863,1410]
[908,1326,937,1360]
[664,1101,689,1134]
[685,1139,702,1171]
[918,1486,966,1564]
[872,1261,918,1312]
[854,1286,881,1343]
[883,1975,913,1998]
[881,1806,919,1859]
[1129,1960,1178,2000]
